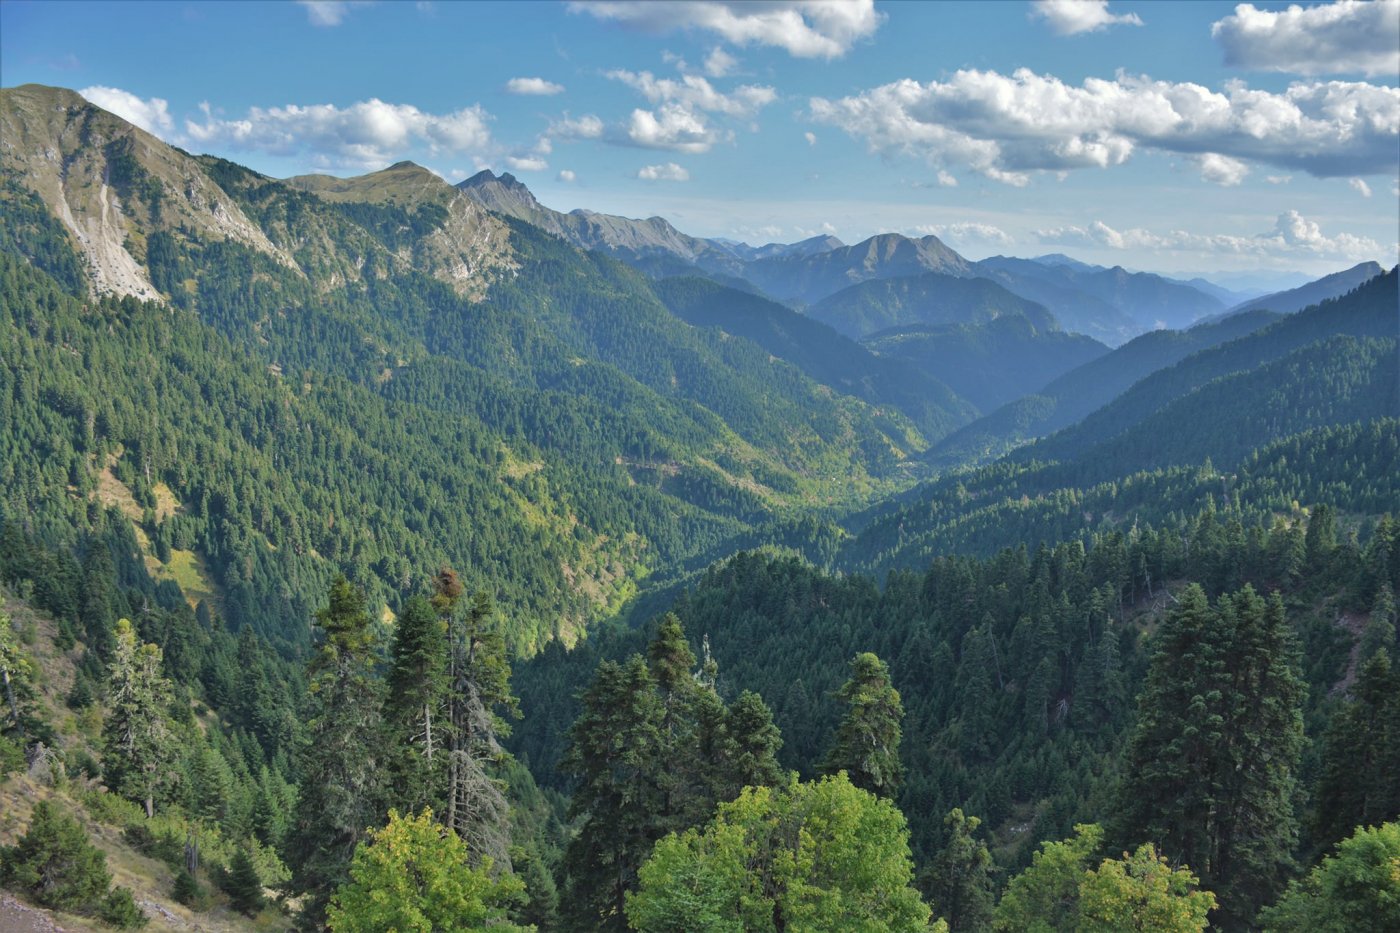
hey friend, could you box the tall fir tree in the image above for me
[1117,584,1305,928]
[924,808,996,933]
[1312,650,1400,851]
[102,618,178,817]
[822,651,905,798]
[288,577,384,930]
[383,594,449,815]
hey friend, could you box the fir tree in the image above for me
[924,808,996,933]
[1117,584,1305,928]
[384,594,449,815]
[823,652,904,797]
[288,577,384,930]
[103,618,178,818]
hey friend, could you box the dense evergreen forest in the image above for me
[2,87,1398,930]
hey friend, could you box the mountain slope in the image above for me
[742,233,972,306]
[806,271,1057,339]
[652,276,977,440]
[927,308,1284,468]
[0,89,946,653]
[864,314,1108,413]
[1217,261,1385,319]
[972,256,1224,343]
[457,169,746,278]
[1023,268,1399,466]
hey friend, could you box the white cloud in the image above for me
[506,77,566,96]
[557,169,577,182]
[809,69,1400,185]
[605,69,776,117]
[1265,174,1292,184]
[506,155,549,172]
[296,0,368,27]
[1030,0,1143,36]
[567,0,883,59]
[79,86,174,137]
[1195,152,1249,186]
[1035,210,1385,262]
[704,46,738,77]
[549,114,606,140]
[936,169,959,187]
[915,222,1013,246]
[637,162,690,181]
[625,103,725,152]
[1350,177,1373,198]
[1212,1,1400,78]
[804,131,817,146]
[184,97,492,169]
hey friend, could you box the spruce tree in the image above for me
[288,577,384,930]
[1312,650,1400,850]
[823,652,904,797]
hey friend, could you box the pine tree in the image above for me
[720,689,784,798]
[225,846,264,916]
[288,577,384,930]
[103,618,178,818]
[823,652,904,797]
[1117,584,1305,927]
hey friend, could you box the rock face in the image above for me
[0,84,291,301]
[1,85,516,302]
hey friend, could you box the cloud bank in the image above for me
[80,86,174,137]
[1212,0,1400,77]
[810,68,1399,185]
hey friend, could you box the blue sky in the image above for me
[3,0,1397,277]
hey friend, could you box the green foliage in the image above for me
[924,809,995,932]
[102,619,180,817]
[1076,843,1215,933]
[171,868,201,906]
[0,800,146,927]
[289,577,385,928]
[627,773,930,932]
[384,594,450,815]
[1259,821,1400,933]
[326,808,527,933]
[1312,652,1400,852]
[224,846,265,916]
[822,651,904,797]
[994,824,1214,932]
[1116,584,1305,927]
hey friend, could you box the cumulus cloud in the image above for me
[804,131,817,145]
[605,69,776,117]
[296,0,368,27]
[557,169,577,182]
[184,98,492,169]
[1349,177,1372,198]
[624,103,725,152]
[567,0,883,59]
[1212,1,1400,78]
[506,155,549,172]
[1265,174,1292,184]
[1195,152,1249,186]
[80,86,175,137]
[506,77,566,96]
[809,68,1400,185]
[704,46,738,77]
[915,222,1013,246]
[1030,0,1143,36]
[636,161,690,181]
[936,170,959,187]
[1035,210,1385,262]
[549,114,606,140]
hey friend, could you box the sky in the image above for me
[2,0,1398,278]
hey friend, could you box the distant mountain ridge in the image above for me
[1213,261,1385,319]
